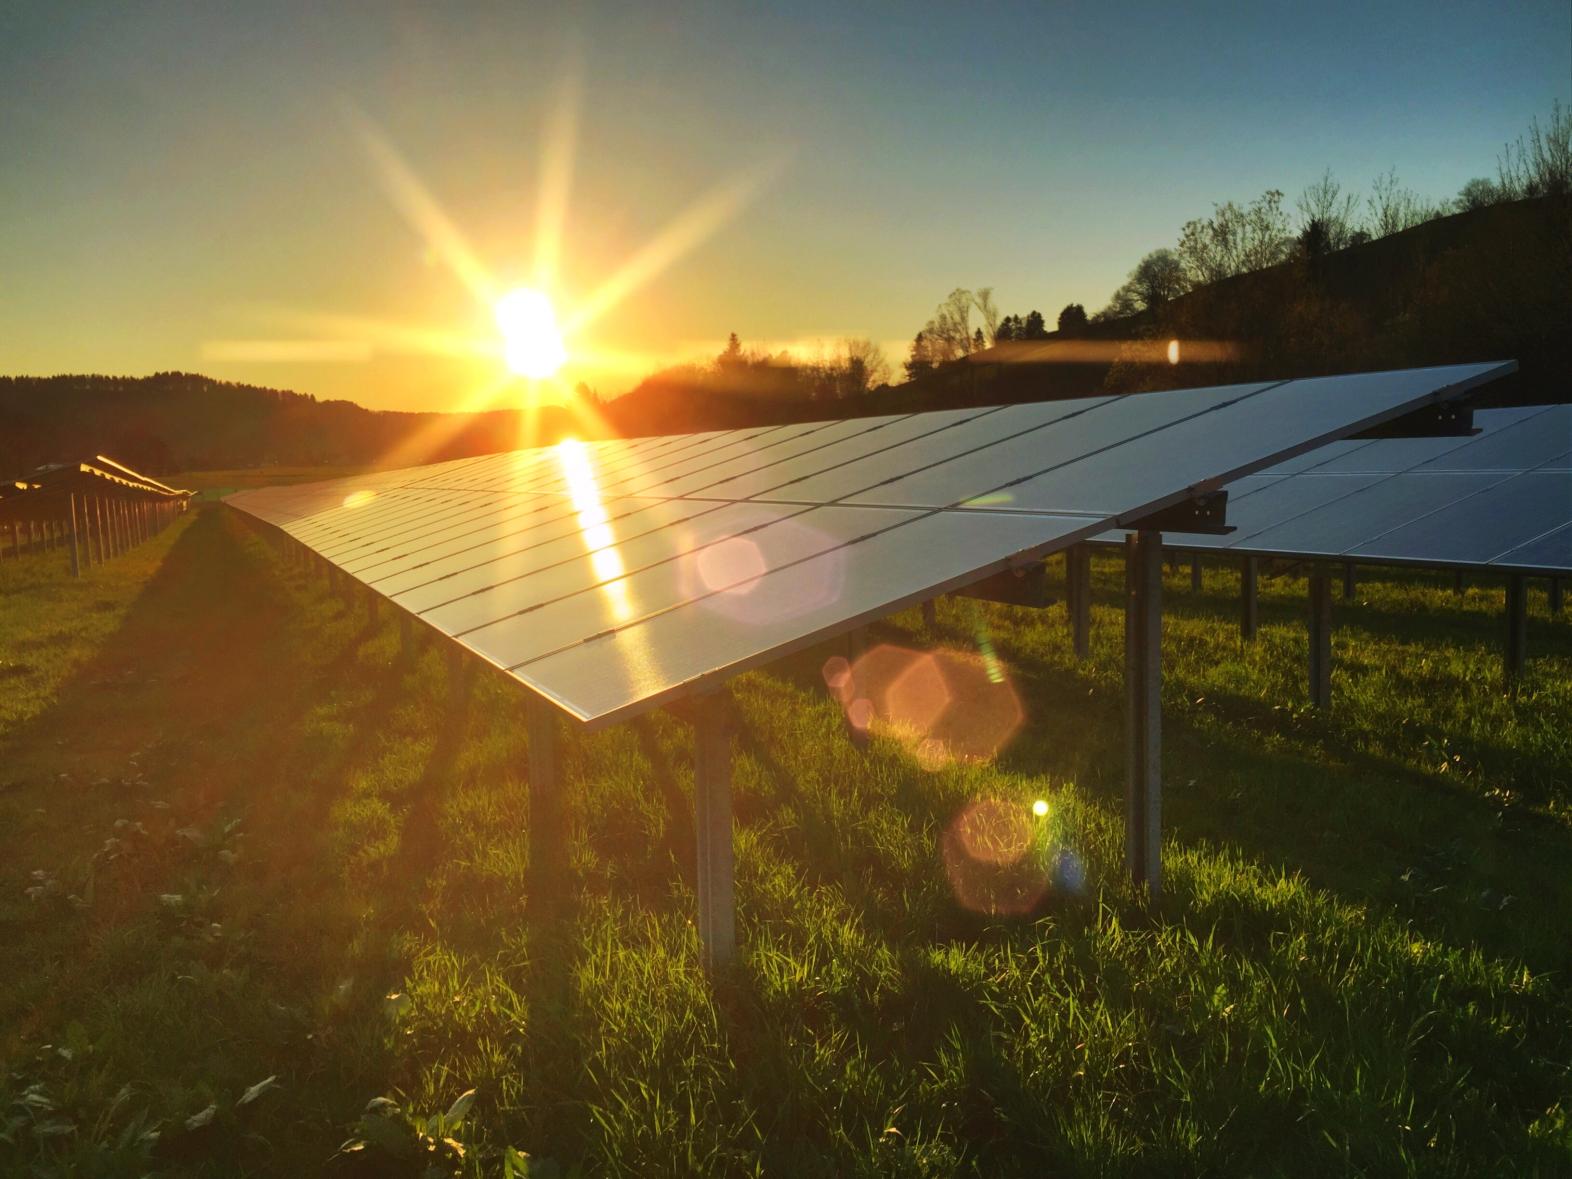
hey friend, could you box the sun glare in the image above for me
[496,287,567,378]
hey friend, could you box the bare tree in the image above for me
[1367,169,1444,238]
[1177,190,1292,285]
[1497,99,1572,198]
[841,338,891,393]
[973,287,1001,346]
[1296,169,1363,251]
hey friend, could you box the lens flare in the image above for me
[835,643,1024,766]
[497,288,568,378]
[941,798,1048,916]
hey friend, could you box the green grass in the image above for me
[1,509,1569,1175]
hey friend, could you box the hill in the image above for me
[603,194,1569,436]
[0,372,582,481]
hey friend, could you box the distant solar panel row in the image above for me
[1100,403,1572,572]
[227,362,1514,726]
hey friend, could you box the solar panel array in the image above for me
[227,361,1513,726]
[1098,402,1571,572]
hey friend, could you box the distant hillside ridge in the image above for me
[0,371,580,480]
[602,193,1569,436]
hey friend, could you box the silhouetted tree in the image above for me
[1177,190,1292,285]
[1056,304,1088,334]
[904,332,934,380]
[1296,169,1363,252]
[1455,177,1502,211]
[1022,310,1048,338]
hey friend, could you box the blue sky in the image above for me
[1,0,1566,409]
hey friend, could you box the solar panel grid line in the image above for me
[505,511,1103,726]
[1327,452,1572,563]
[254,428,732,536]
[1096,396,1568,575]
[316,417,916,572]
[348,408,1013,591]
[1000,367,1517,521]
[1220,457,1521,551]
[368,399,1155,613]
[232,452,506,526]
[1282,413,1569,562]
[839,382,1276,509]
[405,426,751,496]
[330,411,999,594]
[1493,522,1572,571]
[683,404,1018,502]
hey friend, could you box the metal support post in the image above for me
[1067,543,1091,660]
[1190,555,1202,592]
[693,692,736,971]
[68,496,81,577]
[1343,562,1355,600]
[527,697,563,901]
[1549,577,1562,616]
[1505,574,1527,691]
[1240,556,1259,642]
[1124,530,1163,894]
[1308,566,1332,709]
[921,599,937,629]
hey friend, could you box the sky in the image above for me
[1,0,1567,412]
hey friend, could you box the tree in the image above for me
[995,314,1020,342]
[1496,99,1571,198]
[1177,190,1292,285]
[1367,169,1444,238]
[1128,249,1189,310]
[1092,283,1141,323]
[1455,177,1502,212]
[972,327,986,352]
[1055,304,1088,334]
[841,338,891,393]
[1295,169,1362,252]
[718,332,744,369]
[904,332,934,380]
[1022,309,1048,338]
[973,287,1001,346]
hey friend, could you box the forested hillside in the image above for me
[0,372,576,480]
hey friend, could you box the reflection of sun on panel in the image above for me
[343,489,377,509]
[556,438,632,621]
[497,287,567,378]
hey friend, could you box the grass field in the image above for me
[1,504,1569,1176]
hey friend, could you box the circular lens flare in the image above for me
[496,287,567,378]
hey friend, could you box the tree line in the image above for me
[896,101,1570,375]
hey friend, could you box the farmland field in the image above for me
[1,504,1569,1176]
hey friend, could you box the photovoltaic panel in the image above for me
[227,361,1514,726]
[1098,402,1572,574]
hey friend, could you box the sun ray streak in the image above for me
[532,55,582,291]
[564,153,790,335]
[344,106,497,302]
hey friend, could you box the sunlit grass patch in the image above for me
[0,515,1568,1174]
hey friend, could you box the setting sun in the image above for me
[495,287,567,378]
